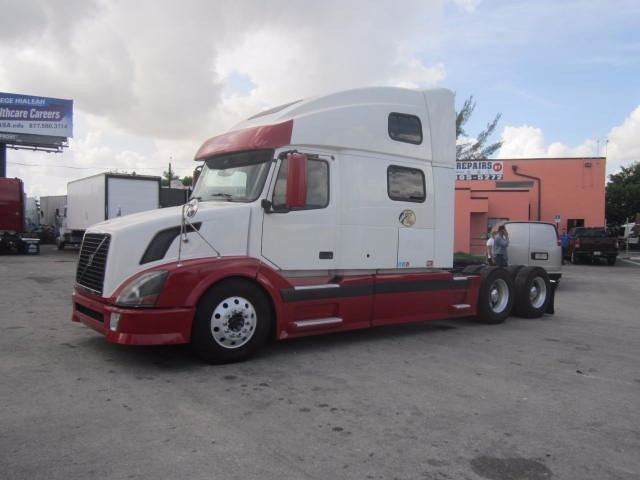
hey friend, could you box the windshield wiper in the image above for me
[210,193,233,201]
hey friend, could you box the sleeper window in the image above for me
[387,165,425,203]
[388,113,423,144]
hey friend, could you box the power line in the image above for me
[8,161,158,171]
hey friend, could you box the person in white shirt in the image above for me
[486,230,496,265]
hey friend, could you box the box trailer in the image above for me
[58,173,161,249]
[0,177,40,254]
[71,87,555,364]
[39,195,67,228]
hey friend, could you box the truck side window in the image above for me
[388,112,422,144]
[387,165,425,203]
[272,157,329,210]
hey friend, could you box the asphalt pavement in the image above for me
[1,245,639,480]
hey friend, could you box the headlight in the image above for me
[115,270,168,307]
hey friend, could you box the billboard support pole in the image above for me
[0,143,6,178]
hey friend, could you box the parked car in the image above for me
[567,227,619,265]
[495,221,562,283]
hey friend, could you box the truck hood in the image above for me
[86,202,253,298]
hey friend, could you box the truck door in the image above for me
[261,154,338,270]
[391,165,435,268]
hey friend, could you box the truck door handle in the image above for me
[319,251,334,260]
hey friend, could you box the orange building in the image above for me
[454,157,606,254]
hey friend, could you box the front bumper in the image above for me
[71,288,195,345]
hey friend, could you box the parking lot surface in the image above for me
[1,246,639,480]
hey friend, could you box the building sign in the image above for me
[0,92,73,139]
[456,160,503,180]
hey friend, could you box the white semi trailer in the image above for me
[58,173,161,249]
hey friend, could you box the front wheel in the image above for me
[475,267,514,324]
[607,256,616,266]
[513,266,551,318]
[192,279,271,364]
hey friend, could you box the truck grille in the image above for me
[76,233,111,295]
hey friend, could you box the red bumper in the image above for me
[71,288,195,345]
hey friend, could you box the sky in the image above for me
[1,0,639,198]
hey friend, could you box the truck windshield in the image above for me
[191,150,273,203]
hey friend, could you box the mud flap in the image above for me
[546,280,557,314]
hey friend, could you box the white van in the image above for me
[500,221,562,282]
[619,222,639,248]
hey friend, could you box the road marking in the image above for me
[620,257,640,266]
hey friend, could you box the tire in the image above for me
[192,279,271,364]
[513,266,551,318]
[463,265,485,275]
[57,239,65,250]
[475,267,514,324]
[505,265,524,281]
[607,257,616,266]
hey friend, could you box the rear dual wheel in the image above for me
[476,267,514,324]
[474,265,551,323]
[513,266,551,318]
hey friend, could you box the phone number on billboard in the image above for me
[28,122,70,130]
[456,174,503,180]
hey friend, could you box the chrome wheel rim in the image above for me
[489,278,510,314]
[529,277,547,309]
[210,296,257,349]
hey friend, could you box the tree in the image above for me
[456,95,503,160]
[605,162,640,226]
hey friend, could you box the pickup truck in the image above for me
[568,227,619,265]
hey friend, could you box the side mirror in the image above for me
[285,153,307,208]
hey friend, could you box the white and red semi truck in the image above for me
[71,87,554,363]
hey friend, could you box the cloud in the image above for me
[497,105,640,178]
[4,0,445,142]
[3,0,638,199]
[2,0,450,197]
[497,125,596,159]
[606,105,640,174]
[449,0,483,13]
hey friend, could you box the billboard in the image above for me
[456,160,504,180]
[0,92,73,141]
